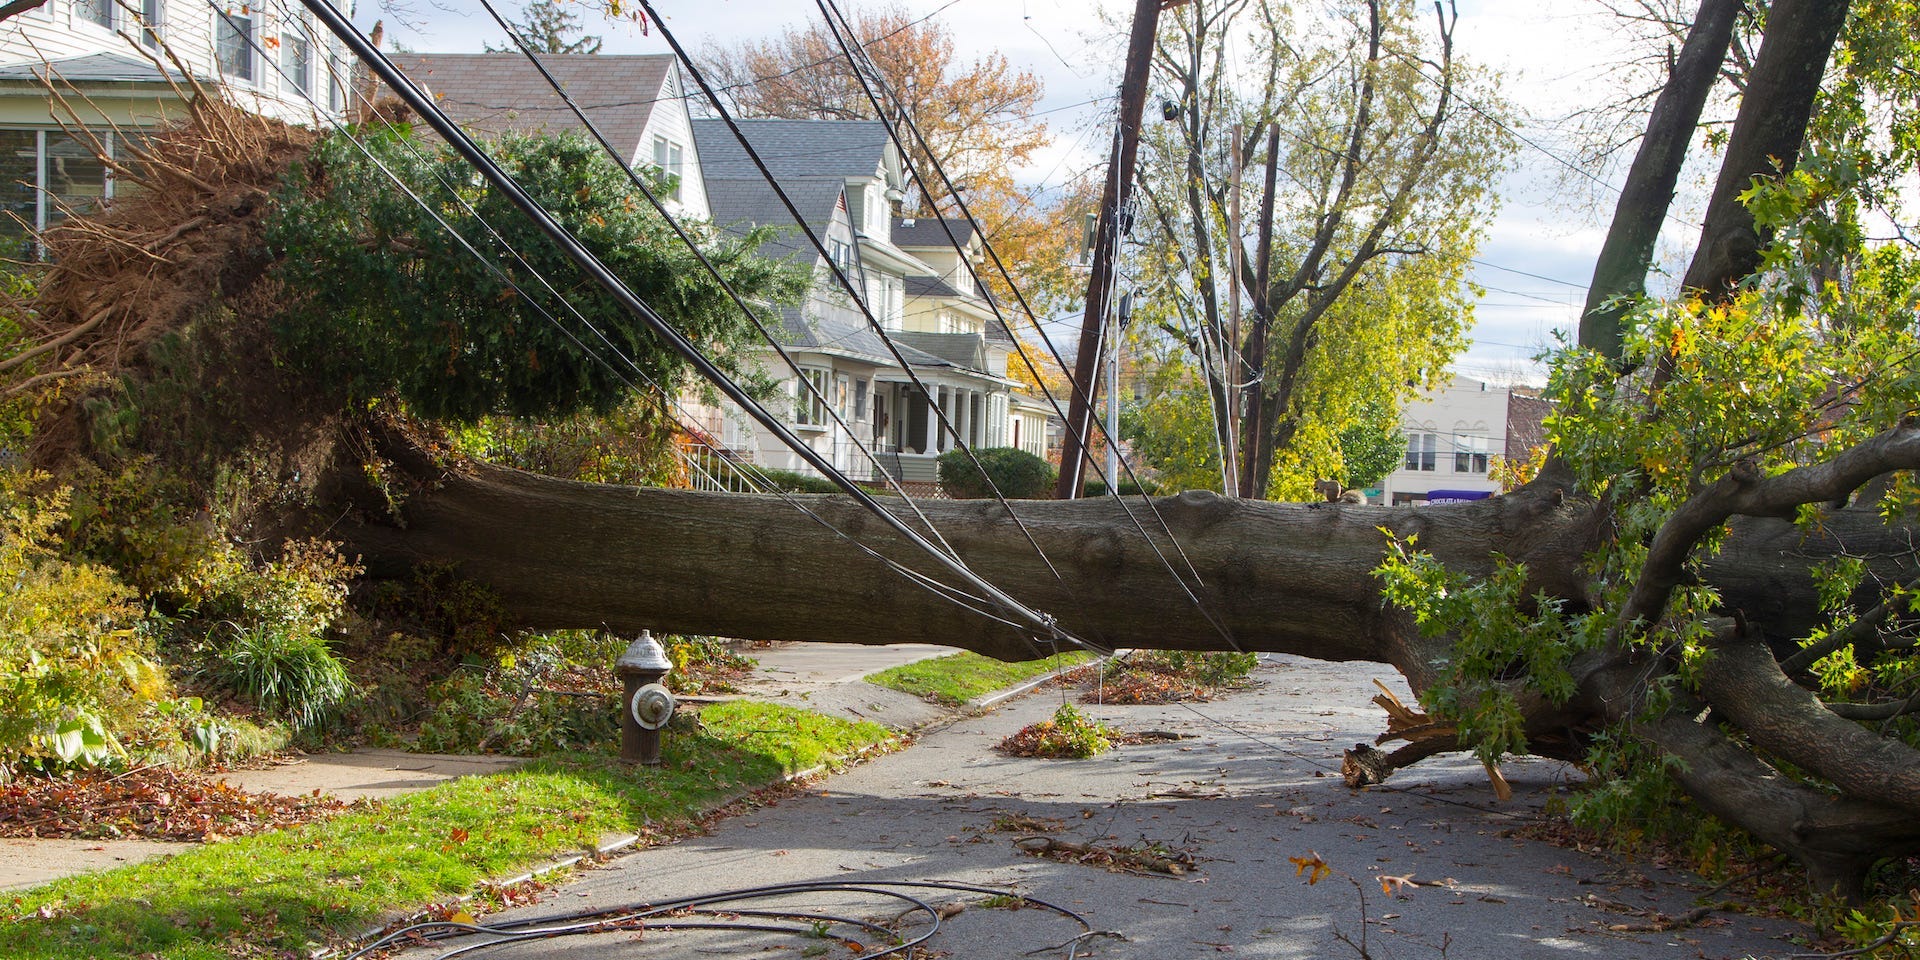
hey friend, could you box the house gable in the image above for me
[382,52,708,219]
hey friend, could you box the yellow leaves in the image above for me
[1379,872,1418,896]
[1289,851,1332,885]
[1666,321,1694,359]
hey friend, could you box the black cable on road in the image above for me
[339,878,1101,959]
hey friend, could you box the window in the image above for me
[281,29,312,96]
[1453,435,1490,474]
[76,0,113,27]
[794,369,829,427]
[883,276,903,328]
[1404,432,1437,472]
[215,10,255,83]
[853,379,869,420]
[0,129,135,260]
[826,237,854,274]
[141,0,164,47]
[327,57,346,113]
[0,130,38,261]
[650,136,683,202]
[865,184,884,234]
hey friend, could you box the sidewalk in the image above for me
[0,641,962,892]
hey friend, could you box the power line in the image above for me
[1469,257,1589,289]
[471,0,975,563]
[257,11,1052,636]
[813,0,1245,653]
[641,2,1076,592]
[302,0,1089,651]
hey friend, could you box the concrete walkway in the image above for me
[0,641,962,892]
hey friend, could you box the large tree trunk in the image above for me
[340,423,1920,898]
[343,440,1912,672]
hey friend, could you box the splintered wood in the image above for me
[1343,679,1511,801]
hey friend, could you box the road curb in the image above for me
[971,650,1127,711]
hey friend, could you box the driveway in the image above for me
[384,655,1804,959]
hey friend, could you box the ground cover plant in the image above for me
[7,0,1920,942]
[0,701,891,960]
[866,650,1093,706]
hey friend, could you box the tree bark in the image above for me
[1679,0,1852,299]
[1579,0,1742,359]
[341,435,1915,677]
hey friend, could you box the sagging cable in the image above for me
[297,0,1078,650]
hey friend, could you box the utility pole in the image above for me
[1054,0,1169,500]
[1106,292,1132,493]
[1224,123,1243,498]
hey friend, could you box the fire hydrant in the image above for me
[615,630,674,766]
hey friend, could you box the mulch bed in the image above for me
[0,767,349,842]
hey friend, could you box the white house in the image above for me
[893,216,1051,460]
[0,0,355,257]
[1377,374,1551,505]
[691,119,1033,489]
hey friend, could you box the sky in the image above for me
[353,0,1715,386]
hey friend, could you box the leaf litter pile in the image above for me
[0,767,349,842]
[1068,650,1260,705]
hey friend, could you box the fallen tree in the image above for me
[7,0,1920,901]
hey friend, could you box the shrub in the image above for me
[0,471,163,773]
[208,621,356,734]
[414,669,617,756]
[937,447,1055,500]
[734,467,839,495]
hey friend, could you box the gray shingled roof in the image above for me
[891,331,993,374]
[689,118,969,372]
[699,171,908,366]
[0,52,186,84]
[383,53,671,154]
[904,275,962,298]
[691,118,889,182]
[892,216,975,249]
[704,176,843,265]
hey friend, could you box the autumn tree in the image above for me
[697,4,1078,313]
[1131,0,1509,499]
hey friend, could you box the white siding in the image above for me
[0,0,354,126]
[634,64,707,221]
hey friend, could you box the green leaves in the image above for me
[1375,535,1595,765]
[266,130,804,424]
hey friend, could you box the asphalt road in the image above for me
[386,655,1805,959]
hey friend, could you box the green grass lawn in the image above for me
[0,701,891,960]
[866,650,1096,706]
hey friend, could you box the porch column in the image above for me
[923,386,940,455]
[958,389,973,451]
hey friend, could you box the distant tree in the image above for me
[486,0,603,55]
[699,4,1070,312]
[1333,398,1407,491]
[1134,0,1510,499]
